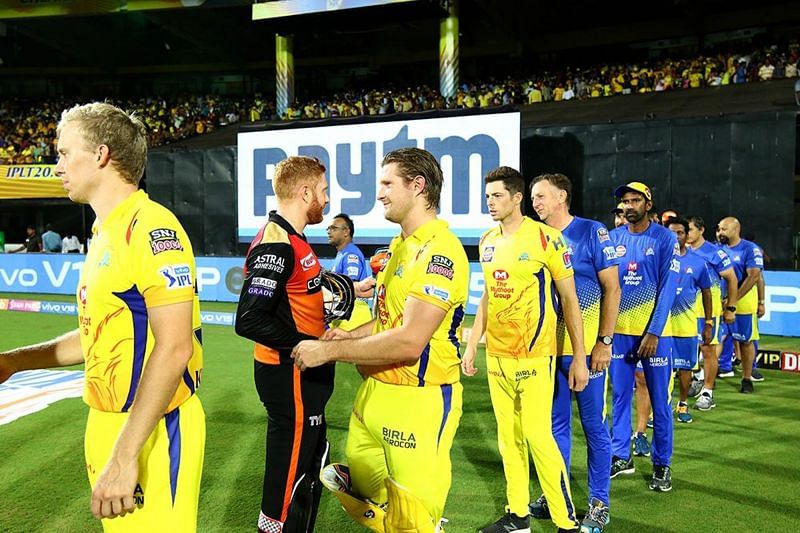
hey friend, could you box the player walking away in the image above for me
[528,173,620,533]
[235,156,344,533]
[0,102,205,531]
[462,167,586,533]
[666,218,713,423]
[327,212,374,330]
[609,182,678,492]
[292,148,469,533]
[717,217,764,393]
[685,216,739,410]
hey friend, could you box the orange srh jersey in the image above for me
[479,218,573,358]
[78,190,202,413]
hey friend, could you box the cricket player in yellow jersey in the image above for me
[293,147,468,533]
[462,167,587,533]
[0,103,204,532]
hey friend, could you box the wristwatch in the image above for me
[725,305,737,312]
[597,335,613,346]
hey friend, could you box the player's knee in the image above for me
[384,477,436,533]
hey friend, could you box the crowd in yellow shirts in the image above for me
[1,42,797,162]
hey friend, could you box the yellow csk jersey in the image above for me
[363,219,468,387]
[78,190,203,413]
[479,218,573,359]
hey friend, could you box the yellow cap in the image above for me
[614,181,652,202]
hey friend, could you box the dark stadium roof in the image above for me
[1,0,799,76]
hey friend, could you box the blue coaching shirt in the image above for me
[691,241,733,317]
[332,242,370,282]
[610,222,679,338]
[722,239,763,315]
[670,249,712,338]
[556,217,620,356]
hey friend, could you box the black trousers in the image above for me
[255,361,334,532]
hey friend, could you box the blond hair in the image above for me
[58,102,148,185]
[273,156,327,201]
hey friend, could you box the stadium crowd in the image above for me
[0,41,796,163]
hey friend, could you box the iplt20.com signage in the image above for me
[237,113,521,245]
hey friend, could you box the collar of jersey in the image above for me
[404,218,448,243]
[93,189,147,234]
[268,210,306,240]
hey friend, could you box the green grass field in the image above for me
[1,296,799,532]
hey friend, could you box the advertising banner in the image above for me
[237,113,520,244]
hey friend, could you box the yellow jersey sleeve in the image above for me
[130,207,197,308]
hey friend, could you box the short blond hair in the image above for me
[58,102,148,186]
[273,156,327,201]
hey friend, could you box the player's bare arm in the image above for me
[292,295,447,369]
[91,300,194,520]
[592,266,620,372]
[701,287,713,345]
[757,275,766,318]
[0,329,84,384]
[462,291,488,377]
[553,275,589,391]
[721,269,739,323]
[737,267,761,300]
[322,319,377,341]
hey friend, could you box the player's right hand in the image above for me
[461,345,479,376]
[722,309,735,324]
[0,355,16,385]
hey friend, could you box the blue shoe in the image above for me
[750,370,765,382]
[633,432,651,457]
[676,403,693,424]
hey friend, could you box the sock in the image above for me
[701,387,713,397]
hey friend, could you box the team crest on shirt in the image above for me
[562,251,572,269]
[160,264,193,289]
[481,246,495,262]
[597,228,610,242]
[148,228,183,255]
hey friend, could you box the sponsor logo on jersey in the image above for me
[97,250,111,267]
[603,246,617,261]
[518,252,530,261]
[160,264,192,289]
[307,274,322,292]
[382,427,417,449]
[78,285,87,305]
[597,227,610,242]
[514,369,537,381]
[133,484,145,506]
[376,285,389,325]
[482,246,495,262]
[251,277,277,289]
[427,255,454,280]
[686,267,694,275]
[623,261,642,286]
[253,253,286,273]
[616,244,627,257]
[493,269,509,281]
[562,251,572,269]
[670,258,681,273]
[300,252,317,271]
[423,285,450,302]
[346,253,359,263]
[148,228,183,255]
[646,247,655,256]
[649,356,670,367]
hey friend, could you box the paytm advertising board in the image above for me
[237,113,520,245]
